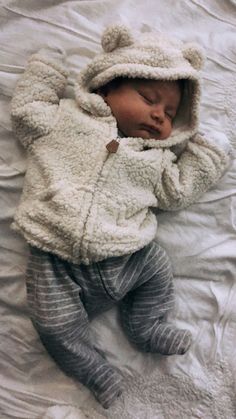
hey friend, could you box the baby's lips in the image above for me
[140,124,161,137]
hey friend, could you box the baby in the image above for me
[11,25,228,408]
[98,77,182,142]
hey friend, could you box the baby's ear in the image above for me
[182,43,205,70]
[101,24,134,52]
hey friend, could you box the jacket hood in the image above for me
[75,24,205,148]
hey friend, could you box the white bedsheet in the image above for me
[0,0,236,418]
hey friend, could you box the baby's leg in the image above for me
[120,242,192,355]
[26,247,123,409]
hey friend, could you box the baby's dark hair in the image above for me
[97,77,185,96]
[98,77,125,95]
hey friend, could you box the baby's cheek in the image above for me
[160,122,172,140]
[167,123,173,136]
[124,104,141,119]
[120,110,138,130]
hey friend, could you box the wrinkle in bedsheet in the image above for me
[191,0,236,27]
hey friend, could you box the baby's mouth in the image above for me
[140,124,160,137]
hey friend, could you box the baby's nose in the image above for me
[151,105,165,123]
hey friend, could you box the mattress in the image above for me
[0,0,236,417]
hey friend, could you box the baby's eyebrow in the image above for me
[137,83,155,93]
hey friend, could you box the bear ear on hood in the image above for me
[101,24,134,52]
[182,43,205,70]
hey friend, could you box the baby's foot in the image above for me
[89,366,124,409]
[150,322,192,355]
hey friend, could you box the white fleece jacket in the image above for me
[11,26,229,264]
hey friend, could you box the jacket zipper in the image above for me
[78,126,118,259]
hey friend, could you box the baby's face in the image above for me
[102,79,181,140]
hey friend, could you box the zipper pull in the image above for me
[106,139,120,153]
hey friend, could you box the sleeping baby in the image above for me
[11,24,229,408]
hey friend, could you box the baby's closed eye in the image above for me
[139,92,155,104]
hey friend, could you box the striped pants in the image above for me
[26,241,192,408]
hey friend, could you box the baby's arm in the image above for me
[11,48,68,148]
[155,133,229,210]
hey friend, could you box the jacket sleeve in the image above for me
[155,133,230,210]
[11,48,68,148]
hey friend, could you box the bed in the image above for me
[0,0,236,418]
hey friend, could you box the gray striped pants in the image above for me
[26,241,192,408]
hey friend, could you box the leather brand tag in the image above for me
[106,139,119,153]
